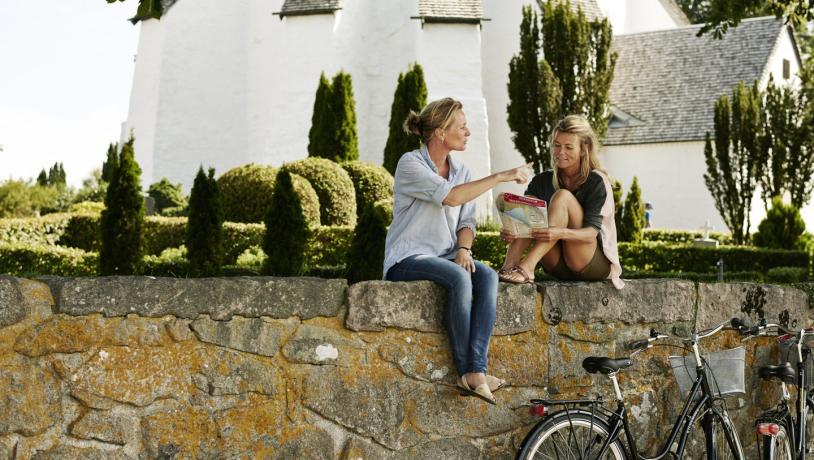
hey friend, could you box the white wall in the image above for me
[761,27,801,88]
[596,0,681,34]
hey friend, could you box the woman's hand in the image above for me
[455,248,476,273]
[500,229,517,245]
[531,227,566,242]
[496,163,532,184]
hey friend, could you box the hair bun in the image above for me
[403,111,422,136]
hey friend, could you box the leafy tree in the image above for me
[703,82,761,244]
[752,196,807,249]
[681,0,812,38]
[308,73,334,159]
[148,178,187,214]
[74,169,108,203]
[100,136,144,275]
[346,199,392,284]
[46,162,66,188]
[383,63,428,174]
[331,71,359,162]
[0,180,59,218]
[507,2,616,172]
[619,177,644,243]
[106,0,163,23]
[187,166,223,277]
[263,170,312,276]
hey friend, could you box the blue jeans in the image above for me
[386,254,498,376]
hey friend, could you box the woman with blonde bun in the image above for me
[383,97,531,404]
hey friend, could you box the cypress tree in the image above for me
[383,63,428,174]
[263,170,312,276]
[100,136,144,275]
[507,1,616,172]
[346,199,391,284]
[187,166,223,277]
[331,71,359,162]
[619,176,644,243]
[36,169,48,187]
[612,180,623,232]
[703,81,760,244]
[308,73,333,158]
[102,143,118,183]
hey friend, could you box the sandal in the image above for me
[486,374,506,393]
[457,376,496,405]
[498,265,534,284]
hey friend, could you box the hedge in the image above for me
[0,242,97,276]
[0,213,73,246]
[341,161,393,219]
[642,229,733,245]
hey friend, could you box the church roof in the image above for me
[276,0,343,17]
[605,17,787,146]
[416,0,485,23]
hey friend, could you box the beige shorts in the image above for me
[545,244,611,281]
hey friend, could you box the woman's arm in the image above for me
[442,164,531,207]
[454,227,476,272]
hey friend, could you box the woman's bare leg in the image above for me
[515,189,597,274]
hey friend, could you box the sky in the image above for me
[0,0,139,188]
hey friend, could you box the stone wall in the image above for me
[0,275,810,459]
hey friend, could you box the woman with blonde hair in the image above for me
[384,97,531,404]
[498,115,624,289]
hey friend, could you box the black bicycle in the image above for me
[515,318,746,460]
[734,318,814,460]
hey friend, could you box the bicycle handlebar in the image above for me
[734,317,814,342]
[626,317,740,352]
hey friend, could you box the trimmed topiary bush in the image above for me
[187,167,223,277]
[347,199,392,283]
[0,242,98,276]
[619,176,644,243]
[767,266,808,283]
[217,164,277,223]
[282,158,356,226]
[0,213,73,246]
[263,170,313,276]
[341,161,393,218]
[100,136,144,275]
[148,178,187,215]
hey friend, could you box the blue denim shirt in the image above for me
[383,146,477,277]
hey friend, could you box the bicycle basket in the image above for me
[668,347,745,398]
[778,336,814,388]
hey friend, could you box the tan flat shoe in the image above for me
[457,376,496,405]
[486,374,506,393]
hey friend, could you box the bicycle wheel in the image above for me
[684,408,744,459]
[516,411,627,460]
[760,423,792,460]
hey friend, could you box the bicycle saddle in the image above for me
[582,356,633,375]
[758,363,796,384]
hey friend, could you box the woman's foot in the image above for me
[457,372,495,404]
[498,265,534,284]
[486,374,506,393]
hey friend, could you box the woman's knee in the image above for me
[551,189,577,207]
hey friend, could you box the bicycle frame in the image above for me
[539,359,729,460]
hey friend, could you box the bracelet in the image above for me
[458,246,472,254]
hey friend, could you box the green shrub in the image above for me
[263,171,313,276]
[0,180,63,218]
[621,270,764,282]
[753,197,807,250]
[308,73,334,159]
[142,246,190,277]
[217,164,277,223]
[58,213,101,251]
[383,63,427,174]
[282,158,356,226]
[187,167,223,277]
[307,225,354,267]
[223,222,265,264]
[148,178,187,215]
[100,137,144,275]
[347,200,391,283]
[341,161,393,218]
[642,229,733,245]
[235,245,266,269]
[69,201,105,214]
[767,266,808,283]
[329,71,359,162]
[476,220,502,233]
[0,242,97,276]
[0,213,73,246]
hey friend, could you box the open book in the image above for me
[495,192,548,237]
